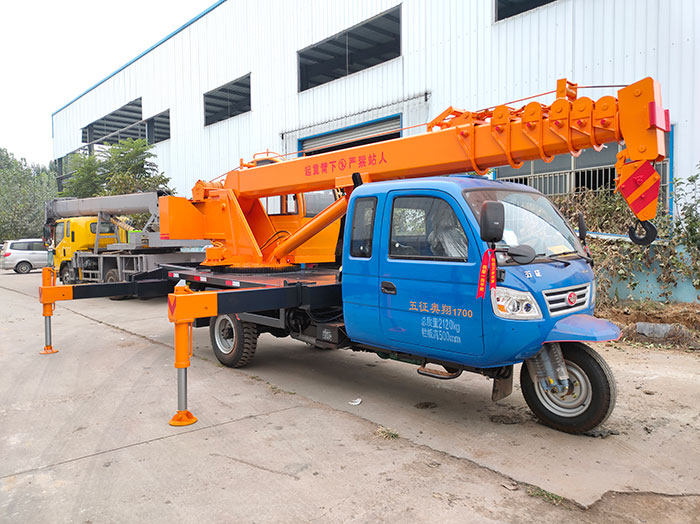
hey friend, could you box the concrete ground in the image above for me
[1,270,699,523]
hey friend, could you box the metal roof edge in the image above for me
[52,0,227,117]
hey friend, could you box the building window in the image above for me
[81,98,144,145]
[298,6,401,92]
[148,110,170,143]
[80,100,170,146]
[204,74,251,126]
[495,0,556,21]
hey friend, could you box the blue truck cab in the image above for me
[341,175,619,434]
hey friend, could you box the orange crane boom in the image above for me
[160,77,668,267]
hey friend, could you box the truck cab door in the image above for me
[378,191,484,362]
[54,220,73,269]
[342,195,383,344]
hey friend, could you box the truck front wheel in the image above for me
[520,342,616,434]
[60,264,73,284]
[209,314,258,368]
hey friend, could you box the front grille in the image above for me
[542,283,590,316]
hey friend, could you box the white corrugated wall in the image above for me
[52,0,699,196]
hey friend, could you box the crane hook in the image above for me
[628,220,657,245]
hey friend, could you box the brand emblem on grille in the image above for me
[566,292,578,306]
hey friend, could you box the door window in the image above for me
[90,222,116,234]
[350,197,377,258]
[31,242,46,251]
[389,196,468,260]
[55,222,65,244]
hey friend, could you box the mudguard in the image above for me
[545,314,620,343]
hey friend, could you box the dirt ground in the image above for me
[599,300,700,332]
[1,271,699,522]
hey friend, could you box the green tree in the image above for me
[0,148,57,240]
[60,151,105,198]
[60,139,171,199]
[102,138,171,195]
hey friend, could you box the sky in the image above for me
[0,0,215,167]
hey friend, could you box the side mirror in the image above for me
[577,212,587,243]
[42,224,52,244]
[507,244,536,265]
[480,201,504,243]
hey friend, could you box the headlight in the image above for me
[591,279,596,307]
[491,286,542,320]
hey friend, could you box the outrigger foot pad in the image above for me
[169,410,198,426]
[40,346,58,355]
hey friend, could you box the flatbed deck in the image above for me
[161,264,341,290]
[158,264,343,322]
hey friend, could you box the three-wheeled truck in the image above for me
[38,78,670,434]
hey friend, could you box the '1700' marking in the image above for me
[410,301,473,318]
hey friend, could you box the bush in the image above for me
[551,171,700,306]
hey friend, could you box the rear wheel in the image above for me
[209,314,258,368]
[520,342,616,434]
[14,261,32,274]
[105,269,128,300]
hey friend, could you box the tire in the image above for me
[520,342,616,434]
[60,264,73,284]
[209,314,258,368]
[105,269,128,300]
[14,261,32,274]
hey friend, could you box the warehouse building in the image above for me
[52,0,696,211]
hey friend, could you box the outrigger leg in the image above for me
[168,288,199,426]
[40,268,58,355]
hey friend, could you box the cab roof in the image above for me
[351,174,541,198]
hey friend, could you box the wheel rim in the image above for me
[214,316,236,355]
[534,360,592,418]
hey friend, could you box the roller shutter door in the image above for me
[301,116,401,154]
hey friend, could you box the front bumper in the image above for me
[545,314,621,343]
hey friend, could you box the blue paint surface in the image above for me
[342,176,617,369]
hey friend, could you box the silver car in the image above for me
[0,239,50,274]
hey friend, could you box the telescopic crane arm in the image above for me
[160,77,669,267]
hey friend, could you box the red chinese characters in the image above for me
[303,151,387,176]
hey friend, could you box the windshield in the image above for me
[464,189,584,258]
